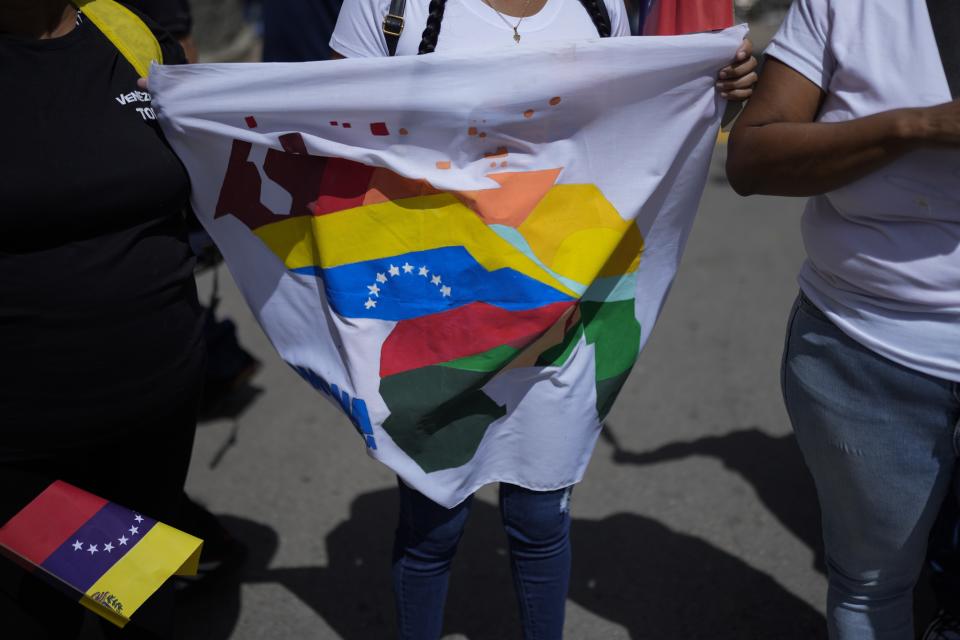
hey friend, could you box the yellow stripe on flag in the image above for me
[518,185,643,281]
[254,193,582,297]
[82,523,202,627]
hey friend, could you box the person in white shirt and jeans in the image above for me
[727,0,960,638]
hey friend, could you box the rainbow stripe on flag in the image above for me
[0,481,202,627]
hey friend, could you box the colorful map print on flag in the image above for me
[214,127,643,473]
[152,26,747,507]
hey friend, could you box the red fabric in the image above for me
[0,481,107,565]
[643,0,734,35]
[380,301,575,377]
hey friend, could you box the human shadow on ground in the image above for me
[602,425,826,575]
[197,383,264,424]
[598,424,958,634]
[177,488,824,639]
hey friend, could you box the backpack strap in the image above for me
[382,0,407,56]
[73,0,163,77]
[595,0,611,37]
[575,0,611,37]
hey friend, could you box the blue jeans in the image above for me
[782,293,960,639]
[392,479,572,640]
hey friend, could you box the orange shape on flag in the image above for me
[454,168,562,227]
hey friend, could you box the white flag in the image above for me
[152,26,746,507]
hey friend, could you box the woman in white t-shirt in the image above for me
[727,0,960,638]
[328,1,757,638]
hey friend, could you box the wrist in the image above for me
[891,108,931,149]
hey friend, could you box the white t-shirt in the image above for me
[766,0,960,382]
[330,0,630,58]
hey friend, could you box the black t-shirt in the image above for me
[0,11,204,443]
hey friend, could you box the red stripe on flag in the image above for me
[380,301,575,377]
[0,481,107,565]
[310,158,375,216]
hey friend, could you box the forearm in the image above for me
[726,108,921,197]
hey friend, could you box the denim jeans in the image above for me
[392,479,572,640]
[782,293,960,639]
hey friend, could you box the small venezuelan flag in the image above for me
[0,480,202,628]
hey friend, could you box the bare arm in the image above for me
[726,57,960,197]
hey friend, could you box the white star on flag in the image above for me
[129,526,139,535]
[418,266,429,277]
[376,273,387,284]
[430,275,442,286]
[441,285,452,297]
[72,540,83,551]
[388,265,400,277]
[402,263,413,273]
[118,535,128,546]
[367,284,380,297]
[87,544,98,554]
[134,514,144,523]
[103,542,114,553]
[365,298,377,309]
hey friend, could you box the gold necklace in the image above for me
[483,0,535,43]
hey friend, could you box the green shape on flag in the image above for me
[438,344,519,373]
[595,369,633,420]
[537,299,641,416]
[381,300,640,472]
[380,365,507,473]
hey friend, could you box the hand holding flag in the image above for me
[642,0,756,101]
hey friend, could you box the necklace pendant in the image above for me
[513,29,521,43]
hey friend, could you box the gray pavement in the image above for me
[175,148,823,639]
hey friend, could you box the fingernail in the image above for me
[737,52,747,60]
[719,71,728,79]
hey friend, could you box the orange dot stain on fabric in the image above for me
[549,97,562,106]
[500,161,508,167]
[399,128,409,136]
[523,109,535,118]
[483,147,509,158]
[489,162,497,168]
[468,127,478,136]
[436,161,451,170]
[478,132,487,138]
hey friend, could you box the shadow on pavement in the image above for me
[602,424,825,575]
[197,383,264,424]
[177,487,825,639]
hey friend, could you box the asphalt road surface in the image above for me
[171,147,822,640]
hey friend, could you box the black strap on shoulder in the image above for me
[926,0,960,98]
[574,0,612,38]
[596,0,611,37]
[382,0,407,56]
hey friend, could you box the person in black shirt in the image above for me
[0,1,204,637]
